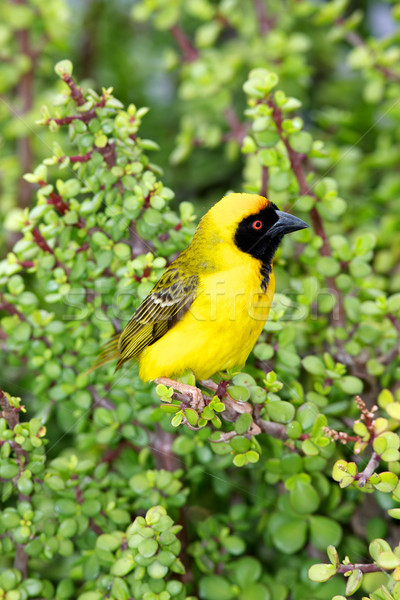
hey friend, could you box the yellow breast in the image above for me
[138,262,275,381]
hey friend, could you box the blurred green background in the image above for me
[3,0,400,239]
[2,2,400,598]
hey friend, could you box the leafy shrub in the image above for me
[1,2,400,599]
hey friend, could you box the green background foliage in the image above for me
[1,1,400,599]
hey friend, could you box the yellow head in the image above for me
[202,193,270,244]
[195,192,308,270]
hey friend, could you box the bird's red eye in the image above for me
[252,220,263,230]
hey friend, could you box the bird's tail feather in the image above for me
[85,332,121,374]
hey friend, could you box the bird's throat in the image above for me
[260,261,272,293]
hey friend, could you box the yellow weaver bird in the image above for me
[97,193,307,398]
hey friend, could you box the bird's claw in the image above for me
[154,377,205,413]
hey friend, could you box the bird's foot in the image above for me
[155,377,205,413]
[199,378,252,421]
[199,379,229,399]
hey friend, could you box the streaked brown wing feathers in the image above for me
[117,272,198,368]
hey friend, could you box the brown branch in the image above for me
[76,242,89,254]
[87,226,113,240]
[337,563,382,574]
[380,344,400,366]
[89,518,104,536]
[32,228,54,254]
[69,151,94,163]
[210,431,237,443]
[17,260,35,268]
[170,25,199,62]
[268,99,346,328]
[324,396,378,457]
[162,380,313,448]
[224,107,247,144]
[14,545,29,579]
[215,380,229,400]
[356,451,381,488]
[178,506,193,584]
[61,73,86,106]
[30,229,68,272]
[380,315,400,365]
[49,113,90,126]
[0,292,27,320]
[150,424,180,471]
[200,380,296,442]
[47,193,85,226]
[148,424,193,584]
[256,418,288,440]
[88,385,116,411]
[268,101,330,253]
[339,24,400,84]
[37,181,85,227]
[0,390,29,578]
[129,222,154,257]
[73,480,105,535]
[253,0,274,34]
[47,97,105,127]
[98,142,117,169]
[0,390,21,430]
[388,314,400,335]
[48,114,88,126]
[13,0,35,209]
[260,165,269,197]
[101,440,140,464]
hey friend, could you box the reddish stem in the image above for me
[98,142,117,169]
[76,242,89,253]
[102,441,140,464]
[37,181,85,228]
[256,418,288,441]
[61,73,86,106]
[0,293,27,320]
[337,563,382,574]
[17,260,35,268]
[32,228,54,254]
[268,101,330,252]
[47,96,105,126]
[13,0,35,210]
[0,390,30,578]
[224,107,248,144]
[170,24,199,62]
[69,151,93,163]
[356,451,381,488]
[88,385,116,411]
[339,24,400,84]
[253,0,274,34]
[260,165,269,197]
[268,99,346,327]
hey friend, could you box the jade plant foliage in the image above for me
[0,0,70,225]
[1,1,400,600]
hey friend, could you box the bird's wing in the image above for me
[116,268,199,369]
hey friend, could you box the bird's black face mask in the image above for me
[234,203,308,290]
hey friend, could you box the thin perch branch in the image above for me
[356,451,381,488]
[337,563,382,574]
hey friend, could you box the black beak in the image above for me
[269,210,309,237]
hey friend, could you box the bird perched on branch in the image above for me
[96,193,307,400]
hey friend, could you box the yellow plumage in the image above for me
[96,193,307,381]
[138,263,275,381]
